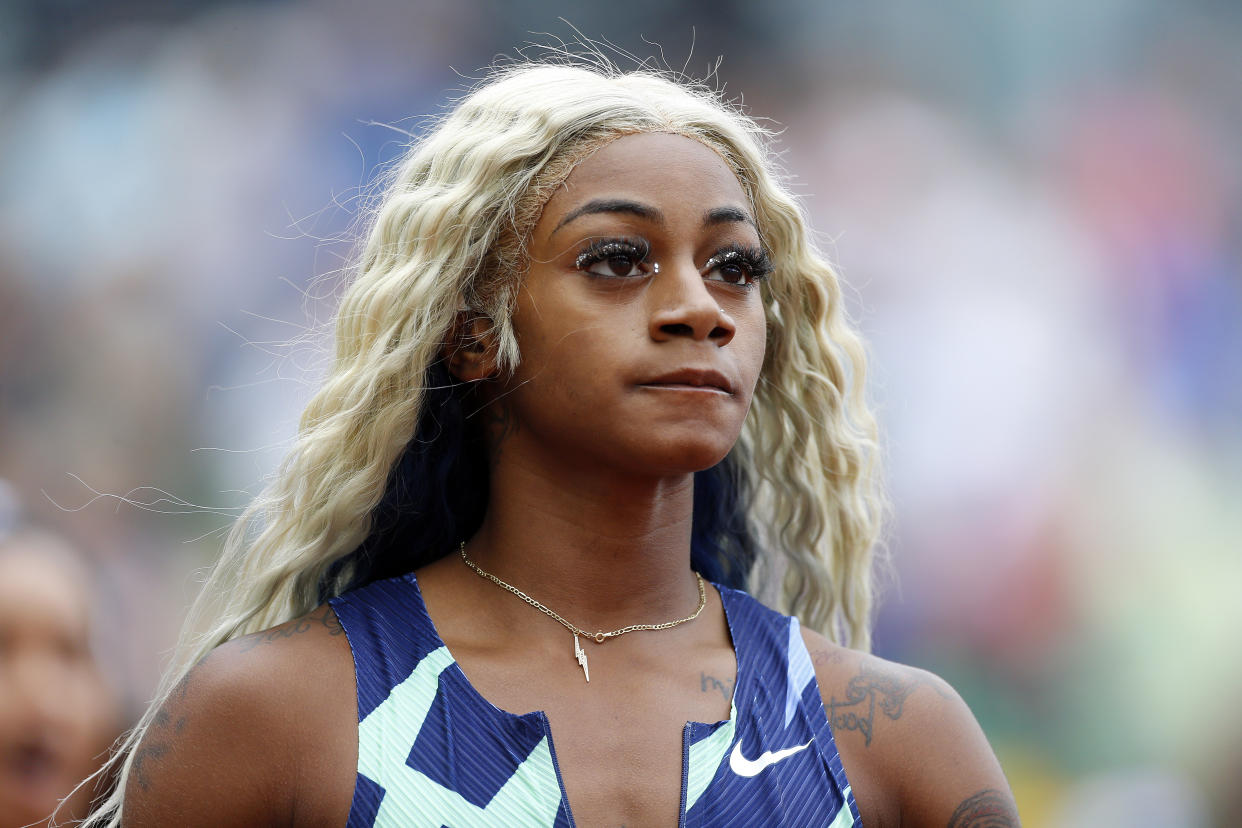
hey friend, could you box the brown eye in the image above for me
[575,238,651,279]
[703,244,773,288]
[604,254,639,277]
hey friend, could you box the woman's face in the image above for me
[493,131,769,478]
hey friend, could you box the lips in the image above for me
[639,368,735,395]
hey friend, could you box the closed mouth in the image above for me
[639,368,734,395]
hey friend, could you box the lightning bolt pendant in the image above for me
[574,633,590,682]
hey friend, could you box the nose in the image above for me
[5,651,70,726]
[648,260,735,346]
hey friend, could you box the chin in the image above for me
[625,437,737,477]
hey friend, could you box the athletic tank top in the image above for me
[329,574,861,827]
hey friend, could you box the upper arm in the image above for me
[123,643,294,826]
[800,628,1020,828]
[122,605,357,828]
[884,669,1018,827]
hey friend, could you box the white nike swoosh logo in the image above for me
[728,738,814,777]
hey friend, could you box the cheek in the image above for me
[734,310,768,389]
[519,338,610,406]
[510,295,614,384]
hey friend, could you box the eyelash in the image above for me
[574,237,652,277]
[574,238,773,288]
[703,243,773,287]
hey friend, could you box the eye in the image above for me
[703,244,773,287]
[575,238,651,279]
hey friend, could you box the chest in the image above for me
[331,582,859,827]
[463,636,736,827]
[545,696,703,826]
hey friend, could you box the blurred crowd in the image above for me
[0,488,119,826]
[1,1,1240,825]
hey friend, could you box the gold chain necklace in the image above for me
[459,542,707,683]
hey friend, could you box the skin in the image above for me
[124,133,1019,827]
[0,540,117,828]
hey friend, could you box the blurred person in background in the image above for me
[84,58,1017,827]
[0,522,120,828]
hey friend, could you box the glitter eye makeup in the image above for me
[572,237,770,287]
[702,243,773,287]
[574,238,653,279]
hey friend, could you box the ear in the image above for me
[443,312,500,382]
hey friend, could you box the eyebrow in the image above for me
[553,199,662,236]
[551,199,757,238]
[703,206,756,228]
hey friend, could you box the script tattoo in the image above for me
[235,603,344,652]
[825,658,947,748]
[700,672,735,703]
[947,788,1020,827]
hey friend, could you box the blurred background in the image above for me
[1,1,1239,825]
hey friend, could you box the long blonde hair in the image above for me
[84,58,883,826]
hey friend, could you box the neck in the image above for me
[465,450,699,631]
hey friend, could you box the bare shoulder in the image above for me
[124,604,356,828]
[799,627,1020,828]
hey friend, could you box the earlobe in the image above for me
[443,313,499,382]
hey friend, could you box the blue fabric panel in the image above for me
[405,666,546,808]
[331,574,443,721]
[347,772,384,827]
[683,587,856,827]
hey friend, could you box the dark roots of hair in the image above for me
[322,361,757,597]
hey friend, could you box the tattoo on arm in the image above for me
[699,672,735,703]
[130,605,346,793]
[235,603,344,652]
[812,647,844,668]
[130,739,169,793]
[130,659,198,792]
[947,788,1020,827]
[826,658,949,747]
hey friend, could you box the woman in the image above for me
[91,61,1018,826]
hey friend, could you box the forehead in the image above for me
[540,132,750,226]
[0,549,90,634]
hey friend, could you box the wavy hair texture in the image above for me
[81,56,884,827]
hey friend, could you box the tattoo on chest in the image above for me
[825,659,947,748]
[700,672,735,702]
[947,788,1020,827]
